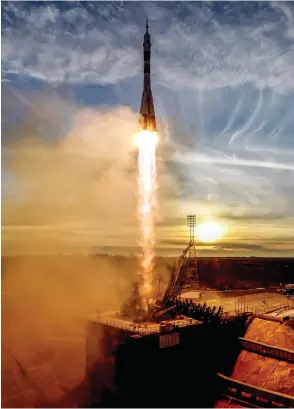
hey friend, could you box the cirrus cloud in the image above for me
[1,2,294,92]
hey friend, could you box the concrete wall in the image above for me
[231,318,294,397]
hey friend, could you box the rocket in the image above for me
[139,19,157,132]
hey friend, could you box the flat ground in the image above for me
[180,291,291,315]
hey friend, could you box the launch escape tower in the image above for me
[186,214,199,289]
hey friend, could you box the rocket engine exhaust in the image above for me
[136,129,158,302]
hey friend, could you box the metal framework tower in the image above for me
[186,214,199,289]
[155,275,162,301]
[187,214,196,254]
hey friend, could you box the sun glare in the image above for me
[196,220,226,243]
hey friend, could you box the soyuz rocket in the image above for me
[139,19,157,132]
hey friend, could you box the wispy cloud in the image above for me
[2,2,294,92]
[1,91,141,253]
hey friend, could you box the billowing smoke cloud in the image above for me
[2,252,141,407]
[2,89,174,407]
[2,90,141,255]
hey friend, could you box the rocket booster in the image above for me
[139,19,157,132]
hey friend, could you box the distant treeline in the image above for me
[193,257,294,288]
[2,254,293,289]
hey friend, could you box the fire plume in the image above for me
[136,130,158,302]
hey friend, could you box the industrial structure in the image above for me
[118,215,201,323]
[139,19,157,132]
[85,205,245,406]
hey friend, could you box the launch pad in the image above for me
[87,304,247,408]
[87,220,247,408]
[86,22,249,408]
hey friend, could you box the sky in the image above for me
[2,1,294,257]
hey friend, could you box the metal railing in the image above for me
[217,373,294,408]
[97,316,198,335]
[224,301,293,316]
[170,318,198,328]
[252,301,293,315]
[239,337,294,363]
[98,317,159,334]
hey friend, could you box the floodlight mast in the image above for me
[187,214,196,246]
[186,214,199,289]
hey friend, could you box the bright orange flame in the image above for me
[136,130,158,302]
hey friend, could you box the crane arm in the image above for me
[163,241,193,302]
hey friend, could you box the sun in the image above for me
[196,220,226,243]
